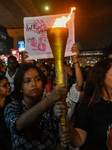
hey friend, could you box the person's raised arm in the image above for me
[15,84,68,132]
[72,43,83,91]
[21,51,29,63]
[21,51,35,64]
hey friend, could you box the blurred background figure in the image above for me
[104,50,112,59]
[39,63,52,96]
[0,75,12,150]
[0,60,6,75]
[5,55,19,92]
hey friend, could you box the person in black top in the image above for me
[54,58,112,150]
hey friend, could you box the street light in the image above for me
[45,6,49,11]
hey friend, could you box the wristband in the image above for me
[73,61,78,64]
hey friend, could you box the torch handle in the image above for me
[61,113,66,130]
[55,61,67,130]
[60,98,67,130]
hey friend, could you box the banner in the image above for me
[24,13,75,60]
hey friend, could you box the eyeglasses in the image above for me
[0,82,10,88]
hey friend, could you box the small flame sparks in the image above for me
[52,7,76,28]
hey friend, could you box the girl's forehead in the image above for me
[24,68,39,77]
[0,78,8,82]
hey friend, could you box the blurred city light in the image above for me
[45,6,49,11]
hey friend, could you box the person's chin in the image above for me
[31,93,42,98]
[7,92,11,95]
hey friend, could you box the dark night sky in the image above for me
[38,0,112,50]
[74,0,112,50]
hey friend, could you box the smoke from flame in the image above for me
[52,7,76,28]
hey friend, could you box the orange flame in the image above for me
[52,7,76,28]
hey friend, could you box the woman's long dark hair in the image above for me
[0,75,12,107]
[0,74,7,82]
[12,63,47,103]
[83,58,112,105]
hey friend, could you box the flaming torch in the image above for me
[47,7,76,130]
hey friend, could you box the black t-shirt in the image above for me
[74,97,112,150]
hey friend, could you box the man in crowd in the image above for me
[5,55,19,92]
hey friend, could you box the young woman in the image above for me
[0,75,12,150]
[4,63,67,150]
[54,58,112,150]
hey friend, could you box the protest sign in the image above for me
[24,13,75,60]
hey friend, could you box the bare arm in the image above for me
[72,43,83,91]
[21,51,29,63]
[21,51,34,64]
[60,125,87,147]
[107,124,112,150]
[16,84,68,132]
[54,101,87,147]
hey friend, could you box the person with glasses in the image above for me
[0,75,12,150]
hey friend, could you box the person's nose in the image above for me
[7,83,11,88]
[31,79,36,86]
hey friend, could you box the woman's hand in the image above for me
[22,51,29,63]
[48,83,68,103]
[59,124,73,145]
[54,101,67,119]
[71,43,79,62]
[107,124,112,150]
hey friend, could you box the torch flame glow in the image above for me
[52,7,76,28]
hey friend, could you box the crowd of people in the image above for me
[0,44,112,150]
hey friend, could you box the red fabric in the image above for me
[45,79,52,94]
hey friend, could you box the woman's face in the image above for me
[104,66,112,91]
[40,66,48,77]
[0,78,11,97]
[21,68,43,99]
